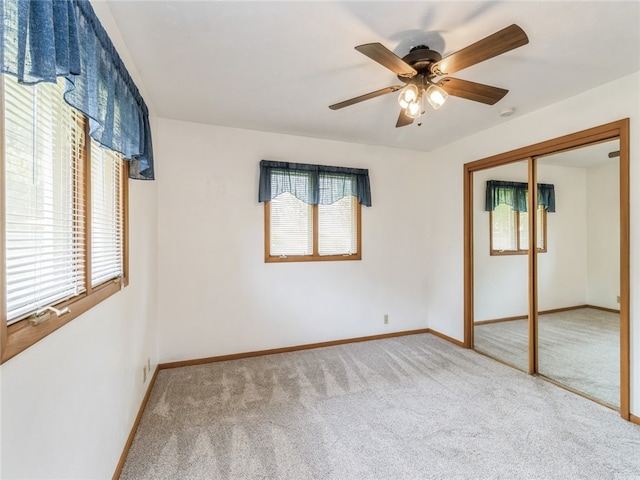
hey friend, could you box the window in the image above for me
[259,160,370,262]
[490,204,547,254]
[485,180,554,256]
[1,75,127,363]
[266,190,360,261]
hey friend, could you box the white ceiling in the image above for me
[104,1,640,153]
[537,139,619,168]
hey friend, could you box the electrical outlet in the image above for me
[384,314,389,325]
[617,295,621,304]
[143,365,147,383]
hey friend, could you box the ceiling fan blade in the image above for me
[608,150,620,158]
[355,43,417,77]
[329,85,403,110]
[396,109,414,128]
[431,24,529,76]
[439,77,508,105]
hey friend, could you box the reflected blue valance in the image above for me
[485,180,555,213]
[259,160,372,206]
[1,0,154,180]
[537,183,556,213]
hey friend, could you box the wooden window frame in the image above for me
[490,205,548,256]
[264,200,362,263]
[0,78,129,364]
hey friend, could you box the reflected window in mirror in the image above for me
[490,204,547,255]
[485,180,554,256]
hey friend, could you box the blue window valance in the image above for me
[259,160,372,206]
[1,0,154,180]
[485,180,555,213]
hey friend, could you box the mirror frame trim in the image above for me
[463,118,630,420]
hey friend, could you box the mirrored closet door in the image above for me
[535,140,621,408]
[464,119,629,418]
[473,160,530,372]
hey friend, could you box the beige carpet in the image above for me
[120,333,639,479]
[474,307,619,406]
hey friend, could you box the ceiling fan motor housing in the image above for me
[398,46,442,83]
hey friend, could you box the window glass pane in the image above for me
[318,195,357,256]
[91,144,124,286]
[269,193,313,256]
[4,76,85,323]
[491,203,518,251]
[518,206,546,251]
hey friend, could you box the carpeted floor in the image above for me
[474,307,619,406]
[120,333,640,480]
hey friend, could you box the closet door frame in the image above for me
[463,118,630,420]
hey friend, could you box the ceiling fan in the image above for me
[329,24,529,127]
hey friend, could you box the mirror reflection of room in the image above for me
[471,140,621,408]
[473,160,530,372]
[536,139,620,408]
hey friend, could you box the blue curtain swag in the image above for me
[259,160,372,207]
[485,180,555,213]
[1,0,154,179]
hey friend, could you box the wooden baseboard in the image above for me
[112,365,159,480]
[587,305,621,314]
[159,329,431,370]
[474,304,621,326]
[630,414,640,426]
[426,328,465,348]
[542,305,589,315]
[474,315,527,326]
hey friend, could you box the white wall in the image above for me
[537,163,589,311]
[472,163,589,321]
[0,4,159,479]
[424,71,640,416]
[587,161,620,309]
[156,119,428,363]
[0,181,158,479]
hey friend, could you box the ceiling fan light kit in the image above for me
[426,84,448,110]
[329,24,529,128]
[398,84,419,109]
[397,82,448,122]
[405,95,423,119]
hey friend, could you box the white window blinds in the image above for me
[269,192,313,256]
[267,171,359,257]
[90,143,124,286]
[318,195,358,256]
[4,74,125,326]
[4,76,86,324]
[519,207,546,251]
[491,203,545,252]
[491,203,518,251]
